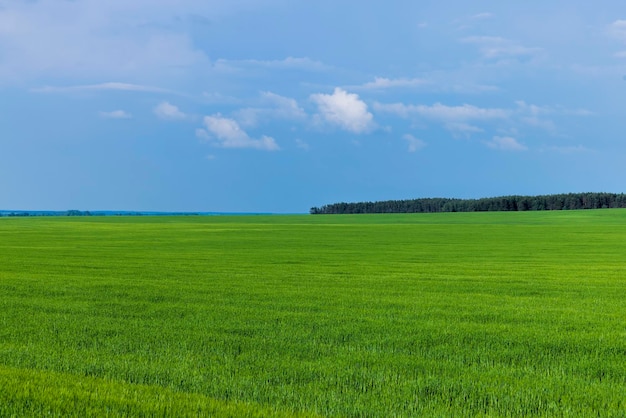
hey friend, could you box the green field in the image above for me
[0,211,624,416]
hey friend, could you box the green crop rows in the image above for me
[0,211,624,416]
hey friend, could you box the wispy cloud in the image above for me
[454,11,495,30]
[461,36,542,60]
[375,98,591,141]
[515,100,592,134]
[214,56,331,73]
[352,75,497,94]
[311,88,375,134]
[470,12,494,20]
[355,77,429,90]
[608,20,626,42]
[154,101,187,120]
[32,82,174,94]
[374,102,509,122]
[403,134,426,152]
[99,110,132,119]
[197,114,279,151]
[521,117,556,132]
[295,139,310,151]
[515,100,593,117]
[234,92,306,127]
[445,122,484,137]
[609,21,626,63]
[485,136,527,151]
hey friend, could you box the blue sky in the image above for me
[2,1,626,213]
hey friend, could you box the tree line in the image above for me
[310,193,626,214]
[0,210,92,217]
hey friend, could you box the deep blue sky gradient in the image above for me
[2,1,626,212]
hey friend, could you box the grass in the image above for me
[0,211,625,416]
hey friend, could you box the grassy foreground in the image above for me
[0,211,624,416]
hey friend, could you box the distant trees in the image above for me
[66,210,91,216]
[0,210,92,217]
[310,193,626,214]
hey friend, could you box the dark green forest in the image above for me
[310,193,626,214]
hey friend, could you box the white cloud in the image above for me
[444,81,499,94]
[402,134,426,152]
[357,77,428,90]
[295,139,310,151]
[470,12,494,20]
[485,136,527,151]
[374,101,509,122]
[310,88,375,134]
[514,101,555,132]
[214,57,330,73]
[199,114,279,151]
[352,75,497,94]
[515,100,593,117]
[445,122,484,137]
[99,110,132,119]
[521,117,556,132]
[261,91,306,115]
[425,103,510,120]
[234,91,306,127]
[608,20,626,42]
[461,36,542,59]
[454,12,495,31]
[374,99,593,142]
[195,128,211,140]
[376,99,590,141]
[32,82,174,94]
[514,100,591,133]
[515,100,549,116]
[154,101,187,120]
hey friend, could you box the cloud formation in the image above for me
[295,139,310,151]
[374,102,509,122]
[470,12,494,20]
[485,136,527,151]
[310,88,375,133]
[403,134,426,152]
[215,57,330,73]
[461,36,541,60]
[32,82,173,94]
[445,122,484,137]
[514,100,591,134]
[454,12,495,30]
[358,77,428,90]
[99,110,132,119]
[154,102,187,120]
[234,92,306,127]
[197,114,279,151]
[608,20,626,42]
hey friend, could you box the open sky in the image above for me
[2,1,626,213]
